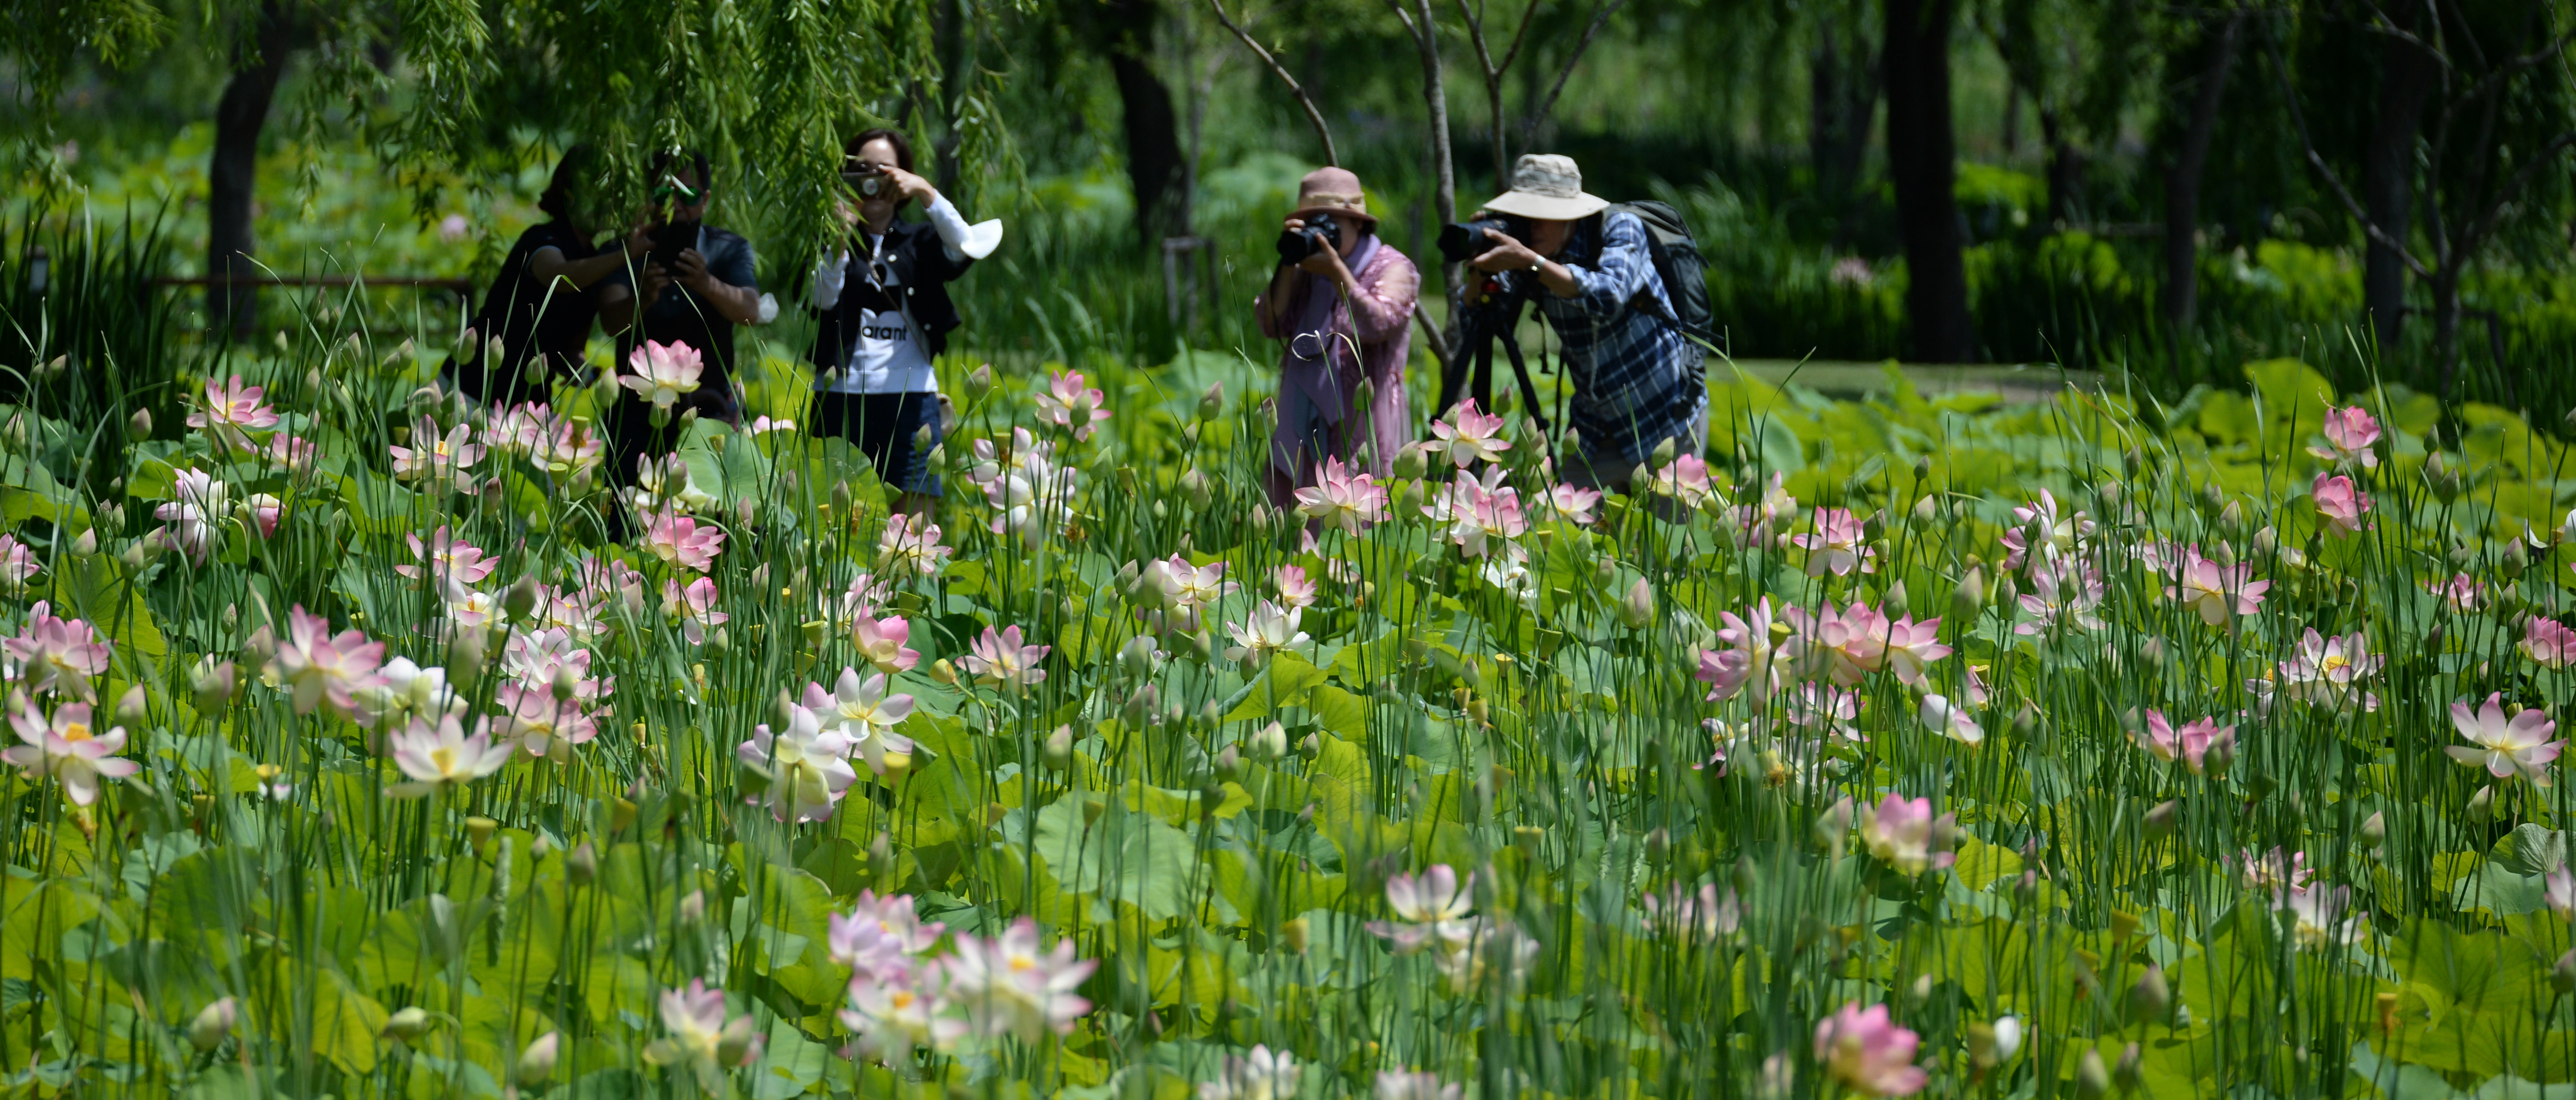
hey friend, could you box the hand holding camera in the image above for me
[841,162,936,208]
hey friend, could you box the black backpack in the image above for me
[1607,200,1717,353]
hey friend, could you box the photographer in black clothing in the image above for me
[602,150,766,495]
[451,146,646,406]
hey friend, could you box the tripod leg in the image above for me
[1500,328,1548,436]
[1472,341,1493,414]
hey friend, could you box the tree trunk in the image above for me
[207,1,293,342]
[2039,108,2082,227]
[2161,11,2244,330]
[1881,0,1974,362]
[1411,0,1456,231]
[2362,26,2433,352]
[2429,270,2464,396]
[1812,17,1878,249]
[1072,0,1186,246]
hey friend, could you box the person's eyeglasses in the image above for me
[650,174,704,203]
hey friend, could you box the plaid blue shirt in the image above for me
[1534,210,1706,466]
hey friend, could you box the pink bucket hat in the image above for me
[1289,166,1376,225]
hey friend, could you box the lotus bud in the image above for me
[1281,916,1309,954]
[1649,435,1677,469]
[1180,468,1212,511]
[2143,799,2179,839]
[1910,494,1937,525]
[465,816,499,852]
[487,335,507,370]
[1814,796,1854,855]
[1953,568,1986,618]
[928,659,957,685]
[1214,745,1242,783]
[192,658,238,712]
[188,997,239,1051]
[1882,581,1908,618]
[1862,509,1887,542]
[2114,1042,2143,1093]
[64,524,97,556]
[678,889,706,924]
[112,683,148,727]
[2129,964,2170,1023]
[716,1017,761,1067]
[2467,784,2496,824]
[1198,699,1222,727]
[566,841,597,886]
[1396,478,1425,515]
[2075,1047,2112,1099]
[830,479,853,516]
[964,363,994,401]
[1123,684,1158,727]
[1250,720,1289,760]
[1616,578,1655,629]
[381,1007,434,1041]
[447,628,487,688]
[2361,811,2386,851]
[125,406,154,439]
[1044,725,1075,771]
[1629,463,1653,487]
[1392,443,1428,481]
[552,666,580,703]
[1992,573,2019,614]
[2503,540,2529,579]
[517,1032,560,1085]
[2556,949,2576,996]
[1645,827,1670,862]
[1298,732,1322,760]
[1199,381,1225,420]
[869,831,893,870]
[1189,630,1214,662]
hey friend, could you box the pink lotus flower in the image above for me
[2265,629,2383,712]
[2280,883,2367,948]
[1543,482,1603,526]
[384,713,514,797]
[642,978,761,1093]
[1033,369,1111,442]
[1917,693,1984,745]
[2134,710,2236,776]
[1646,454,1717,510]
[619,340,704,410]
[1999,489,2094,573]
[1700,598,1782,703]
[829,890,946,980]
[748,415,795,435]
[2545,869,2573,921]
[737,702,859,822]
[804,667,919,775]
[0,534,35,594]
[394,526,496,586]
[1428,400,1510,468]
[2163,545,2269,626]
[1374,1072,1463,1100]
[1813,1002,1928,1097]
[2240,847,2313,893]
[941,916,1098,1041]
[1784,682,1866,742]
[2014,558,2105,635]
[1143,555,1238,630]
[1223,600,1312,667]
[186,374,280,449]
[1199,1045,1300,1100]
[243,493,283,538]
[502,628,609,702]
[643,509,726,572]
[963,625,1049,693]
[1428,467,1527,559]
[850,614,920,674]
[876,513,953,577]
[1293,456,1388,534]
[2311,472,2371,535]
[268,606,385,719]
[2308,406,2382,468]
[389,414,484,490]
[150,467,229,563]
[1858,794,1955,875]
[2522,617,2576,669]
[264,433,318,472]
[1733,471,1795,545]
[2429,573,2487,612]
[2445,693,2562,787]
[1639,882,1741,942]
[1790,507,1876,577]
[661,577,730,645]
[1272,565,1319,610]
[1,700,138,806]
[1366,865,1477,955]
[495,682,600,760]
[841,964,965,1061]
[1880,616,1951,686]
[1782,600,1892,686]
[2,602,111,700]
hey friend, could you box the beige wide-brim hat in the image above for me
[1289,166,1378,225]
[1482,153,1610,221]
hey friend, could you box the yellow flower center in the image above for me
[61,722,90,743]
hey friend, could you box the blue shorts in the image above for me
[810,390,944,496]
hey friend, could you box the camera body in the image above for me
[841,168,891,199]
[1437,215,1532,266]
[1275,212,1344,264]
[650,215,699,271]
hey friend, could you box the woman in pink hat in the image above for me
[1254,167,1419,509]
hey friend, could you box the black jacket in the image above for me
[808,220,974,369]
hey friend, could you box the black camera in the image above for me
[1275,211,1344,264]
[841,167,891,199]
[650,216,699,271]
[1437,215,1530,265]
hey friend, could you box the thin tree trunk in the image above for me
[1102,22,1187,246]
[2039,108,2081,229]
[2362,25,2434,352]
[1881,0,1974,361]
[207,1,293,342]
[2430,270,2464,395]
[2162,11,2244,329]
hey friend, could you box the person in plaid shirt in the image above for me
[1465,154,1707,491]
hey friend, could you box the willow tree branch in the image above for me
[2260,31,2432,279]
[1203,0,1338,166]
[1519,0,1627,148]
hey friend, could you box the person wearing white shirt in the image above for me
[806,129,1002,517]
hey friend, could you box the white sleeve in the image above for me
[923,194,1005,262]
[810,250,849,310]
